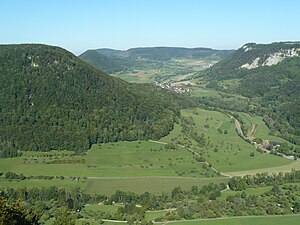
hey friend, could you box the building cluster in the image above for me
[154,82,191,93]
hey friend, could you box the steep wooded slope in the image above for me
[0,44,184,152]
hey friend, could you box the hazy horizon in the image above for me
[1,0,300,55]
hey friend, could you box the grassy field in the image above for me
[218,186,272,200]
[145,209,171,221]
[112,69,157,83]
[190,87,221,97]
[0,108,297,197]
[80,204,123,222]
[111,58,214,84]
[0,177,86,190]
[0,141,216,178]
[237,112,289,143]
[86,141,217,178]
[180,108,292,173]
[85,177,228,195]
[160,123,182,143]
[165,215,300,225]
[226,161,300,177]
[0,140,226,195]
[161,108,296,175]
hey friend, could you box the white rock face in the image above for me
[242,45,253,52]
[241,57,260,69]
[240,48,300,69]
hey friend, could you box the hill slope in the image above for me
[79,47,234,73]
[78,50,124,73]
[206,42,300,80]
[202,42,300,145]
[0,44,184,153]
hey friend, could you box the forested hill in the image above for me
[0,44,185,153]
[78,50,124,73]
[202,42,300,145]
[79,47,234,73]
[205,42,300,80]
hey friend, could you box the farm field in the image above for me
[226,161,300,176]
[190,87,221,97]
[111,58,213,83]
[0,141,217,178]
[165,214,300,225]
[86,141,218,178]
[85,177,228,195]
[0,177,86,190]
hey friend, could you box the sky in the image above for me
[1,0,299,55]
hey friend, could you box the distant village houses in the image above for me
[154,82,191,93]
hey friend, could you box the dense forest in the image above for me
[198,42,300,145]
[0,44,191,153]
[78,50,124,73]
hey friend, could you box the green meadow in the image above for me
[85,177,228,195]
[180,108,292,172]
[0,141,216,178]
[238,112,292,143]
[0,108,297,196]
[165,215,300,225]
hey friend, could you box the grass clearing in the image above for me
[226,161,300,177]
[85,177,228,195]
[145,209,171,221]
[0,141,216,178]
[180,109,292,172]
[165,214,300,225]
[238,113,288,143]
[0,177,86,190]
[218,186,272,200]
[190,87,221,97]
[85,141,218,178]
[160,123,182,143]
[81,204,123,220]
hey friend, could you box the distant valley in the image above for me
[1,42,300,225]
[79,47,234,83]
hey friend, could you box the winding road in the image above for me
[229,115,296,161]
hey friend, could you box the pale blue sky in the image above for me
[1,0,299,54]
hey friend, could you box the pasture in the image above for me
[0,108,297,197]
[237,112,289,143]
[86,141,217,178]
[177,109,292,172]
[0,141,217,178]
[85,177,228,195]
[165,214,300,225]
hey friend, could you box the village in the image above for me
[154,82,191,93]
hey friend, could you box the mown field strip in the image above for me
[85,176,228,195]
[157,214,300,225]
[226,161,300,177]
